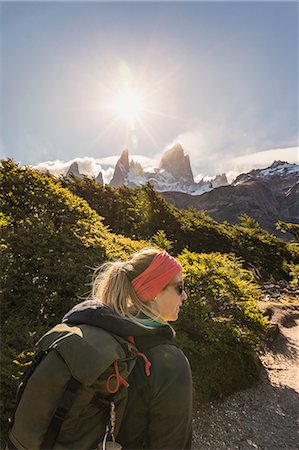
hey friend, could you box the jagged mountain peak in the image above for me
[270,160,289,168]
[65,161,83,179]
[159,143,194,182]
[118,148,130,168]
[95,171,103,184]
[108,144,229,194]
[109,148,130,187]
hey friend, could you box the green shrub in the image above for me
[0,160,283,439]
[63,177,296,280]
[175,250,268,401]
[0,160,143,436]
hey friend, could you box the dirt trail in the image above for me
[192,300,299,450]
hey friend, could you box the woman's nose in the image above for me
[181,290,188,301]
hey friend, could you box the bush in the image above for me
[0,160,143,436]
[175,250,268,401]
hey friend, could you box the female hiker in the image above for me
[8,248,192,450]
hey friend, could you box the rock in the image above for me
[95,171,103,184]
[159,143,194,182]
[109,149,130,187]
[211,173,229,188]
[162,161,298,237]
[65,162,83,179]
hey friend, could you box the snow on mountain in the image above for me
[161,159,299,238]
[233,161,299,185]
[108,144,227,195]
[146,169,214,196]
[37,145,299,198]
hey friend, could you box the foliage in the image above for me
[0,159,143,433]
[283,263,299,289]
[63,177,296,280]
[276,220,299,242]
[0,160,289,438]
[150,229,173,251]
[175,250,268,401]
[239,213,262,229]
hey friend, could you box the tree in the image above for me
[276,221,299,242]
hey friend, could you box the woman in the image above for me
[8,248,192,450]
[92,248,192,449]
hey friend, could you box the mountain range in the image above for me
[52,144,299,236]
[161,160,299,237]
[66,143,229,194]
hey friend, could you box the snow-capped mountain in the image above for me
[161,160,299,238]
[109,149,147,187]
[51,143,228,195]
[233,160,299,187]
[107,144,228,195]
[33,149,298,236]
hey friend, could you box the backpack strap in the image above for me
[40,376,81,450]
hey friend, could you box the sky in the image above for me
[1,0,298,180]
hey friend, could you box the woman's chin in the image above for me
[167,311,179,322]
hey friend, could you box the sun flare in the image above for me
[114,89,143,121]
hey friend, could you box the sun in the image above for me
[114,89,143,121]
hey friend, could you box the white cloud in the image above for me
[32,157,110,182]
[169,122,298,179]
[32,154,159,184]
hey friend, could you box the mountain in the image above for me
[161,161,299,237]
[109,148,146,187]
[109,148,130,187]
[109,144,228,194]
[159,143,194,182]
[65,161,103,184]
[65,162,84,179]
[95,171,104,184]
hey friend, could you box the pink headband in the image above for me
[131,251,182,301]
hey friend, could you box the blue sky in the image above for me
[1,1,298,178]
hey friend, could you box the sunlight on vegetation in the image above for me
[1,159,298,435]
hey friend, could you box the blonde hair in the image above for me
[91,248,169,326]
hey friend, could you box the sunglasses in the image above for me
[168,283,185,295]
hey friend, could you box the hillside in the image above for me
[1,159,298,442]
[61,175,297,280]
[52,149,298,237]
[161,161,299,238]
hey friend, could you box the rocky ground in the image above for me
[192,289,299,450]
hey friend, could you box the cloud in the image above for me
[227,146,299,182]
[32,154,159,184]
[32,157,112,183]
[166,123,239,177]
[169,123,298,179]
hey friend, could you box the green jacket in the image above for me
[9,300,192,450]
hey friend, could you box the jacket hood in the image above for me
[62,299,173,339]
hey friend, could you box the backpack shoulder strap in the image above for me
[40,376,81,450]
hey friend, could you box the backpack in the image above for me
[8,322,148,450]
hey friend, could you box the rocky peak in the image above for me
[270,160,289,169]
[109,148,130,187]
[95,171,103,184]
[65,162,83,179]
[159,144,194,182]
[211,173,229,188]
[233,161,299,188]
